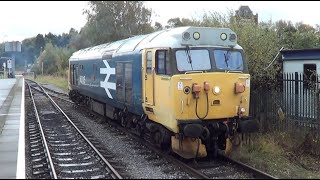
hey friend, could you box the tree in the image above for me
[84,1,153,44]
[295,22,315,33]
[35,34,45,56]
[45,32,57,45]
[69,24,94,50]
[154,22,163,31]
[166,17,198,28]
[22,37,37,64]
[167,17,183,28]
[69,28,78,35]
[200,11,230,28]
[275,20,297,49]
[35,42,73,76]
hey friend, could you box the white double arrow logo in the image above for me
[100,60,116,99]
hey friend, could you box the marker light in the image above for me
[183,32,191,40]
[235,82,245,94]
[220,33,227,41]
[240,107,246,113]
[229,33,236,42]
[213,86,221,95]
[193,32,200,40]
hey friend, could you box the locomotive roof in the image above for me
[70,26,242,61]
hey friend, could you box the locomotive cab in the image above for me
[141,27,258,159]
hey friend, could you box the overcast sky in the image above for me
[1,1,320,43]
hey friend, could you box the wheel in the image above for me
[153,131,162,145]
[136,124,144,137]
[113,111,118,121]
[152,129,171,151]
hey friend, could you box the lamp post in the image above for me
[40,47,43,75]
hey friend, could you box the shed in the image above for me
[280,48,320,77]
[279,48,320,120]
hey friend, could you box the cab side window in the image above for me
[156,50,171,75]
[146,51,152,74]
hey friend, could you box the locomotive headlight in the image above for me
[240,107,246,113]
[193,32,200,40]
[220,33,227,41]
[213,86,221,95]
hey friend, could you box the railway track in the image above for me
[35,81,278,179]
[27,79,71,103]
[114,124,278,179]
[25,80,125,179]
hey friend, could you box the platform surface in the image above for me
[0,76,25,178]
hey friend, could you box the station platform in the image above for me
[0,76,25,179]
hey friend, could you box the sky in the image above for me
[1,1,320,43]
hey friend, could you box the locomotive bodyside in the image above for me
[69,48,144,116]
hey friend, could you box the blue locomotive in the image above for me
[68,26,257,159]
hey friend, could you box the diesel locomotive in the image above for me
[68,26,258,159]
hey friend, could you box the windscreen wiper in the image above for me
[224,50,230,68]
[185,45,194,70]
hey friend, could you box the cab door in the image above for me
[143,49,155,106]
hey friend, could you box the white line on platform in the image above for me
[16,77,25,179]
[0,113,21,116]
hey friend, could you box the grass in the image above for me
[33,75,68,92]
[230,131,320,178]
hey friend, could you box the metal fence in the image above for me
[248,72,320,155]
